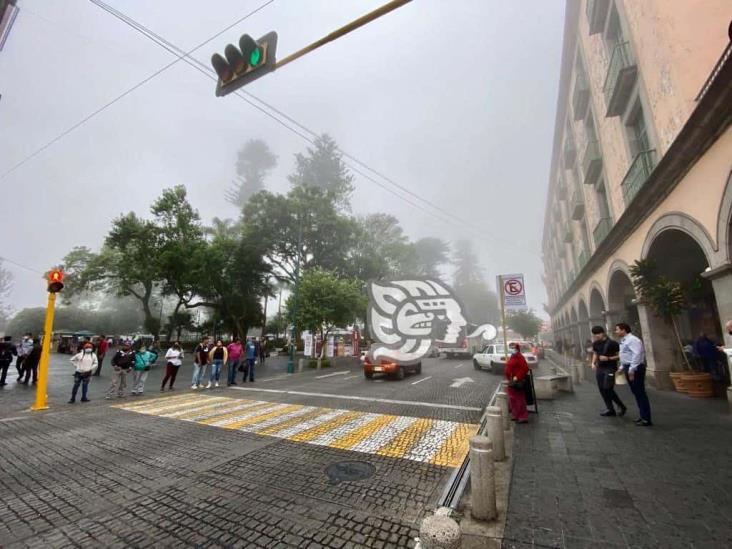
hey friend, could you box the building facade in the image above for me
[542,0,732,390]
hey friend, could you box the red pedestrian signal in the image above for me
[211,32,278,96]
[47,270,64,293]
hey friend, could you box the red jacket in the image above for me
[505,352,529,381]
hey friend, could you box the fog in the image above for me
[0,0,564,316]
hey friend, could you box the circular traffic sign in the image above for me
[504,278,523,296]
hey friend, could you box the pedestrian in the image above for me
[206,339,228,389]
[505,342,529,423]
[106,341,135,399]
[258,337,266,366]
[20,338,42,385]
[614,322,652,427]
[161,341,184,391]
[69,342,97,403]
[694,332,719,373]
[227,337,243,386]
[591,325,626,417]
[0,335,18,387]
[243,337,256,382]
[94,334,109,376]
[16,333,33,380]
[131,345,158,396]
[191,336,211,389]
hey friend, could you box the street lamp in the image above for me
[287,213,303,374]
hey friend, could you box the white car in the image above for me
[472,343,538,375]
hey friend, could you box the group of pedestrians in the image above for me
[189,336,259,390]
[0,333,42,387]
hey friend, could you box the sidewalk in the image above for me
[502,367,732,548]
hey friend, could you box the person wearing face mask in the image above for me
[505,342,530,423]
[16,333,33,380]
[20,338,42,385]
[69,342,98,403]
[161,341,184,391]
[206,339,228,389]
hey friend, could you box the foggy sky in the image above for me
[0,0,565,318]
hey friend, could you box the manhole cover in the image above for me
[325,460,375,485]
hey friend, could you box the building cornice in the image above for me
[549,43,732,316]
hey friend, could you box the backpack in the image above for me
[0,344,14,363]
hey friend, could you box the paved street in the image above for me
[0,352,497,548]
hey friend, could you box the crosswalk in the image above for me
[114,393,478,467]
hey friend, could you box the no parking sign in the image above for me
[498,273,528,312]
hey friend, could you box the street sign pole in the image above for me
[499,275,509,361]
[31,291,57,411]
[287,214,303,374]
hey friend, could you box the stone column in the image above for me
[636,304,676,390]
[703,263,732,407]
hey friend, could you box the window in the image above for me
[625,101,650,156]
[584,111,598,143]
[596,181,611,219]
[603,2,622,54]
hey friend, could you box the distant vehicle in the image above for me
[363,355,421,380]
[472,343,538,375]
[436,327,471,359]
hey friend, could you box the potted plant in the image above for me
[629,260,714,397]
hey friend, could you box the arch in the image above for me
[577,299,590,348]
[606,258,632,305]
[641,212,718,267]
[589,284,607,329]
[717,170,732,263]
[607,268,641,337]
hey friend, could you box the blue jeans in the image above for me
[191,363,204,386]
[243,358,255,381]
[227,359,240,384]
[626,364,652,422]
[210,359,223,382]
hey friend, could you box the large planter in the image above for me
[669,371,688,393]
[681,372,715,398]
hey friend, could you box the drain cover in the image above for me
[325,460,375,485]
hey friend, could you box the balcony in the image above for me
[586,0,609,35]
[572,73,590,121]
[582,140,603,185]
[603,42,638,117]
[570,188,585,220]
[563,138,577,168]
[557,179,568,200]
[568,269,576,283]
[621,150,656,206]
[563,228,573,243]
[593,217,613,247]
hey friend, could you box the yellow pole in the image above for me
[31,291,56,411]
[499,275,509,360]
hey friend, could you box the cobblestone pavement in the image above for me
[0,352,498,547]
[502,365,732,549]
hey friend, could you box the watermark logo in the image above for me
[367,279,467,364]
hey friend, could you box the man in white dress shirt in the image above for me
[614,322,652,427]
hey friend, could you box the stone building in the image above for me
[541,0,732,390]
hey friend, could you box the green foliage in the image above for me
[411,237,450,277]
[6,305,144,337]
[0,260,13,331]
[227,139,277,210]
[629,259,686,319]
[452,240,499,324]
[286,268,365,352]
[507,309,543,339]
[307,359,331,369]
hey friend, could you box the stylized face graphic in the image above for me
[367,279,468,364]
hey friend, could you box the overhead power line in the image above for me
[87,0,489,237]
[0,0,276,181]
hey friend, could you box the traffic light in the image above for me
[211,32,278,96]
[47,270,64,293]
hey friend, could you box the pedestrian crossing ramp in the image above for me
[114,393,478,467]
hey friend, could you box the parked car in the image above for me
[363,355,422,380]
[472,343,538,374]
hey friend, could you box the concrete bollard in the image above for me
[418,514,461,549]
[297,358,305,373]
[469,435,497,521]
[485,406,505,461]
[496,391,510,430]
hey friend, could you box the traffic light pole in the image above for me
[31,291,57,411]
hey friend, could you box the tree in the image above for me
[410,237,450,277]
[0,260,13,331]
[226,139,277,210]
[451,239,499,324]
[286,268,365,358]
[507,309,542,340]
[347,213,416,281]
[289,134,354,211]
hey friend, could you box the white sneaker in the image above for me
[206,382,212,389]
[191,384,198,390]
[214,382,219,388]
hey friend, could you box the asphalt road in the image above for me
[0,352,500,548]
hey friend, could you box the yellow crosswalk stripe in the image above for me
[160,399,241,420]
[119,396,212,415]
[288,411,363,443]
[430,423,479,467]
[328,414,398,451]
[197,401,275,425]
[115,393,201,411]
[376,417,434,459]
[255,407,330,436]
[222,404,304,430]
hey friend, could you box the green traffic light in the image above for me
[249,47,262,67]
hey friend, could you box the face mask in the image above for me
[84,349,93,354]
[510,348,518,355]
